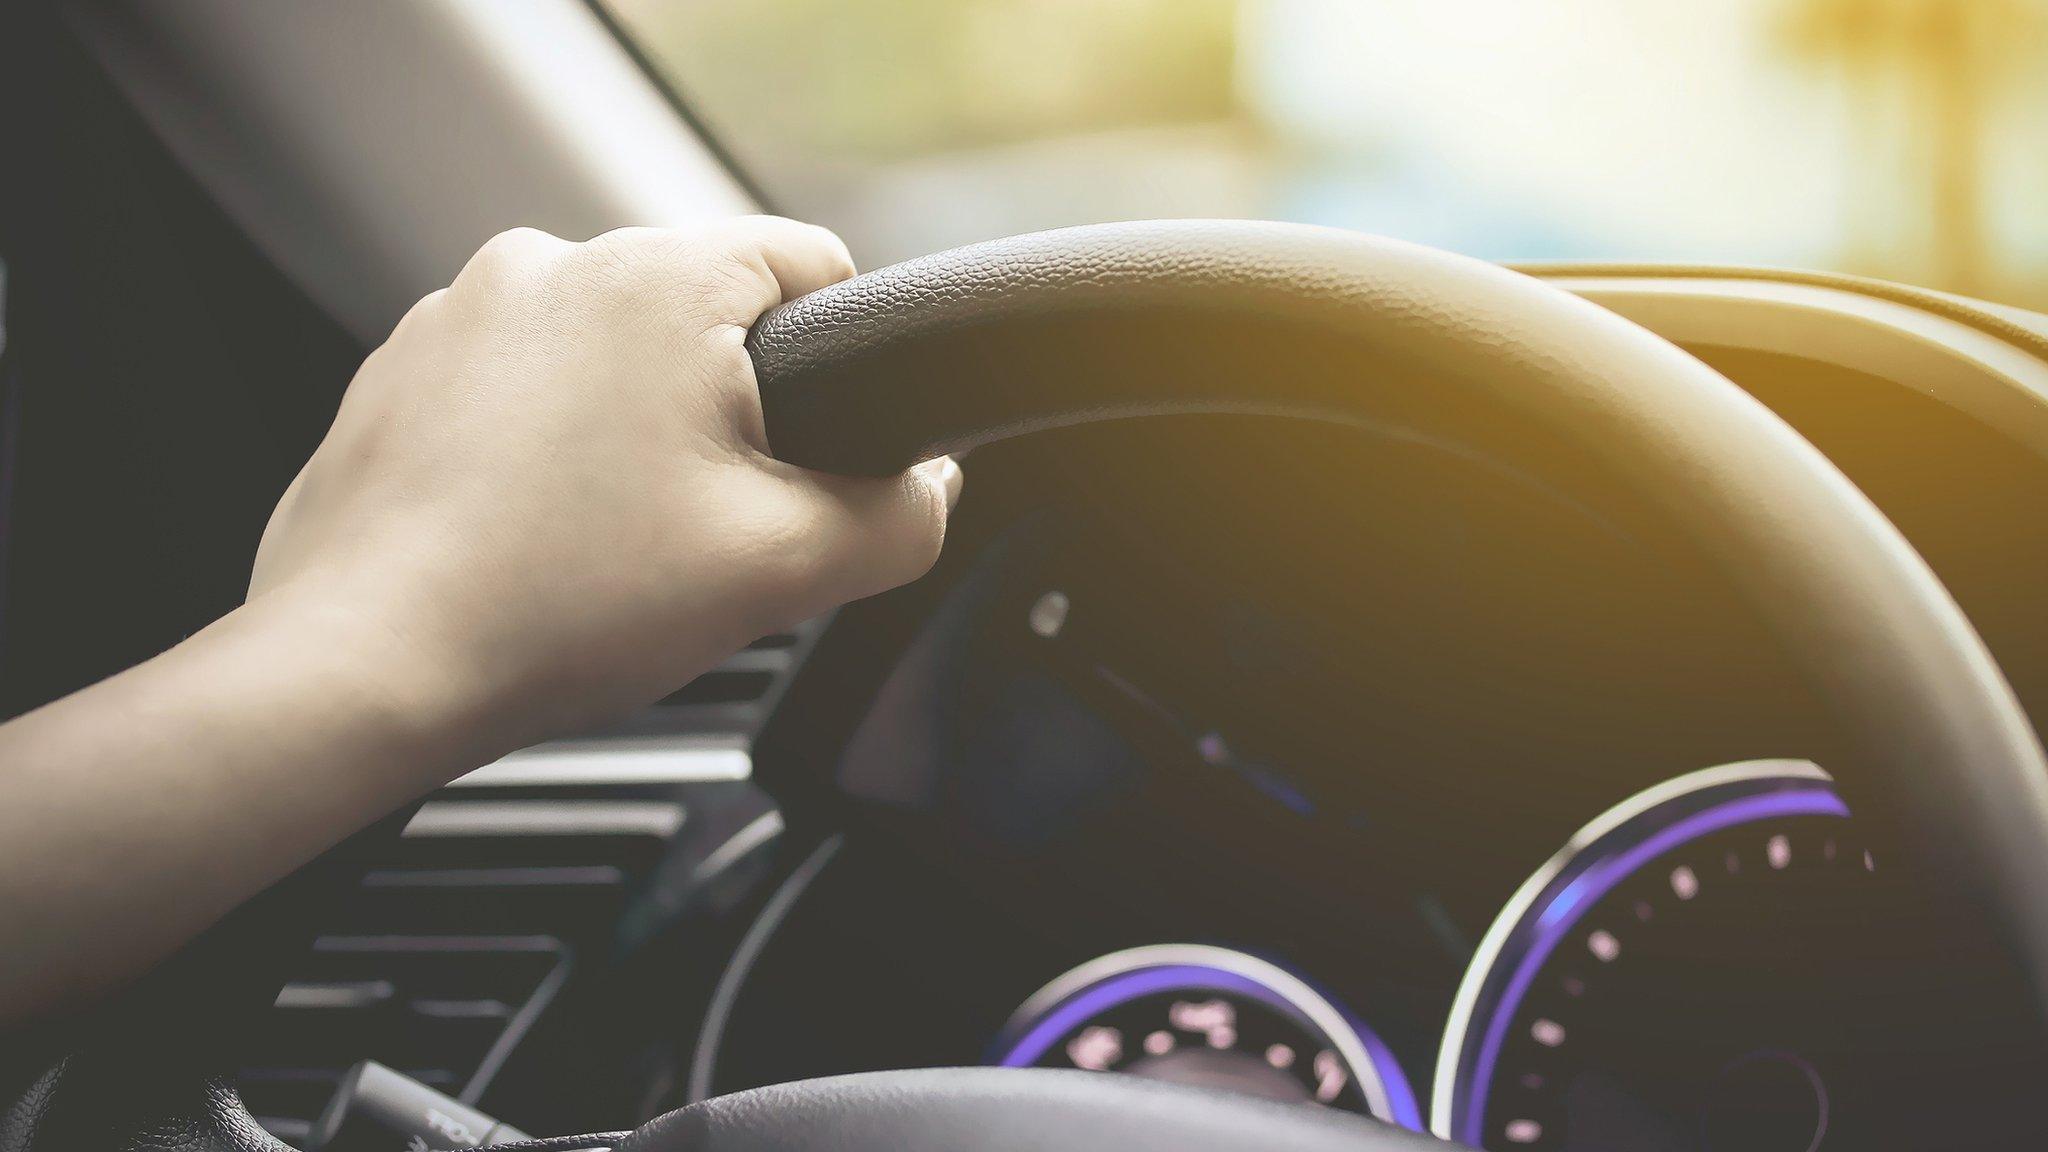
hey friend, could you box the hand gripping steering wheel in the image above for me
[9,221,2047,1152]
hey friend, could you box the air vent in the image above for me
[241,935,569,1145]
[241,797,691,1141]
[648,624,821,722]
[661,670,775,707]
[241,622,816,1142]
[657,648,785,710]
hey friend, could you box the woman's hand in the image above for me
[0,218,957,1021]
[249,217,958,753]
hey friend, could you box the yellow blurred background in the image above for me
[606,0,2048,309]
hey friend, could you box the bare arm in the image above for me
[0,218,959,1024]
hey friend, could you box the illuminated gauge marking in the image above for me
[991,943,1421,1129]
[1431,760,1857,1149]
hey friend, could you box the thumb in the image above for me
[785,456,963,613]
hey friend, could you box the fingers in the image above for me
[456,219,855,329]
[437,218,943,619]
[716,215,859,305]
[590,217,857,328]
[779,456,963,615]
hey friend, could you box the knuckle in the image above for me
[730,215,853,271]
[798,222,858,277]
[476,226,555,263]
[458,227,565,289]
[381,287,450,344]
[491,225,560,251]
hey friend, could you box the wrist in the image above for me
[218,582,522,792]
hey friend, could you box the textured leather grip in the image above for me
[748,220,1568,474]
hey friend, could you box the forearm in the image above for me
[0,589,501,1024]
[0,219,953,1027]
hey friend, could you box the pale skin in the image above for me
[0,218,960,1025]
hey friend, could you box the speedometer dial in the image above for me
[992,944,1421,1129]
[1434,760,1875,1150]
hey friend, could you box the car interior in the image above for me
[6,3,2048,1151]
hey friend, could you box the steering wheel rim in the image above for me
[10,220,2046,1152]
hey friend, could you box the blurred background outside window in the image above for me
[605,0,2048,309]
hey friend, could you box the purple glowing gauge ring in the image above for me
[1428,759,1851,1145]
[991,943,1423,1130]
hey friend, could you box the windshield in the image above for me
[603,0,2048,310]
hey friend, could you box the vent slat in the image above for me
[660,669,776,707]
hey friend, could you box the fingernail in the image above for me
[938,456,964,511]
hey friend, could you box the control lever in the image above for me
[304,1060,529,1151]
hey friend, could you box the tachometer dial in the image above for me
[992,943,1420,1128]
[1435,760,1875,1150]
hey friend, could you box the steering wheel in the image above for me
[8,221,2048,1152]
